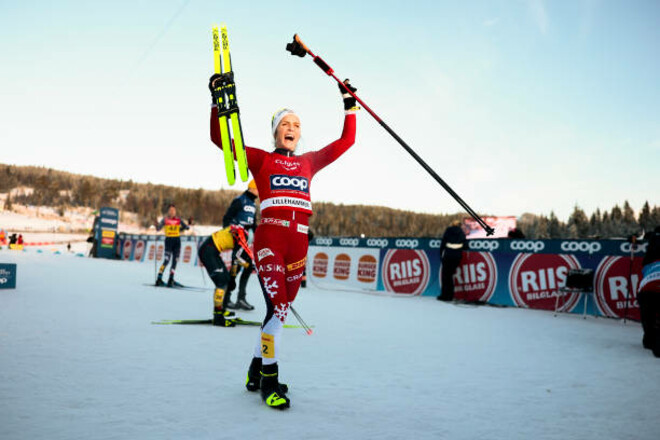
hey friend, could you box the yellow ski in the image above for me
[212,25,235,185]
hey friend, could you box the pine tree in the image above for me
[638,201,652,231]
[567,205,589,238]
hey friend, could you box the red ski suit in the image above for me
[211,106,356,364]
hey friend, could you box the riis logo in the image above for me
[594,256,643,320]
[441,252,497,302]
[270,175,309,193]
[560,241,602,254]
[382,249,430,295]
[508,253,581,311]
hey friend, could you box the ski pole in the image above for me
[286,35,495,236]
[289,306,313,335]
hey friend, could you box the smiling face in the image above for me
[167,206,177,217]
[274,114,301,151]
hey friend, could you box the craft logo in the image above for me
[382,249,430,295]
[442,252,497,302]
[509,253,581,311]
[133,240,145,261]
[593,256,642,320]
[182,245,192,263]
[312,252,329,278]
[123,240,132,260]
[270,175,309,193]
[333,253,351,280]
[357,254,378,283]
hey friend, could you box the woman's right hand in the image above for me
[339,79,358,111]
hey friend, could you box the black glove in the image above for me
[208,73,224,104]
[339,79,358,111]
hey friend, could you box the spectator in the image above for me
[507,227,525,239]
[438,220,467,302]
[17,234,23,245]
[638,226,660,357]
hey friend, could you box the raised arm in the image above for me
[307,113,356,175]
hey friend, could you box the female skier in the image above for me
[209,76,359,409]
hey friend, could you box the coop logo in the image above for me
[333,253,351,280]
[357,254,378,283]
[395,239,419,249]
[101,218,118,226]
[274,159,301,171]
[510,240,545,253]
[0,278,7,284]
[469,240,500,251]
[315,238,333,247]
[441,252,497,302]
[429,240,442,249]
[382,249,430,295]
[560,241,602,254]
[619,242,648,254]
[339,238,359,247]
[508,253,581,311]
[182,245,192,263]
[312,252,329,278]
[122,240,132,260]
[133,240,145,261]
[366,238,389,248]
[593,256,642,320]
[270,175,309,193]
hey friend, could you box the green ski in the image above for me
[152,318,310,329]
[211,24,248,185]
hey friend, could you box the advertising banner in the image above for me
[308,246,380,290]
[0,263,17,289]
[95,207,119,259]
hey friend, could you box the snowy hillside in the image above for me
[1,251,658,440]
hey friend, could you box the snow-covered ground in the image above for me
[0,251,658,440]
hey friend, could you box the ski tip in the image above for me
[306,329,313,335]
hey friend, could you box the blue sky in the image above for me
[0,0,658,220]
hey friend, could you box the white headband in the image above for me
[271,108,297,137]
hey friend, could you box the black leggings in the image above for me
[159,238,181,275]
[198,237,230,290]
[440,252,462,301]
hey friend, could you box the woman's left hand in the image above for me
[339,79,358,111]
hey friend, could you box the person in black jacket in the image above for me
[438,220,468,302]
[223,180,259,310]
[638,226,660,356]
